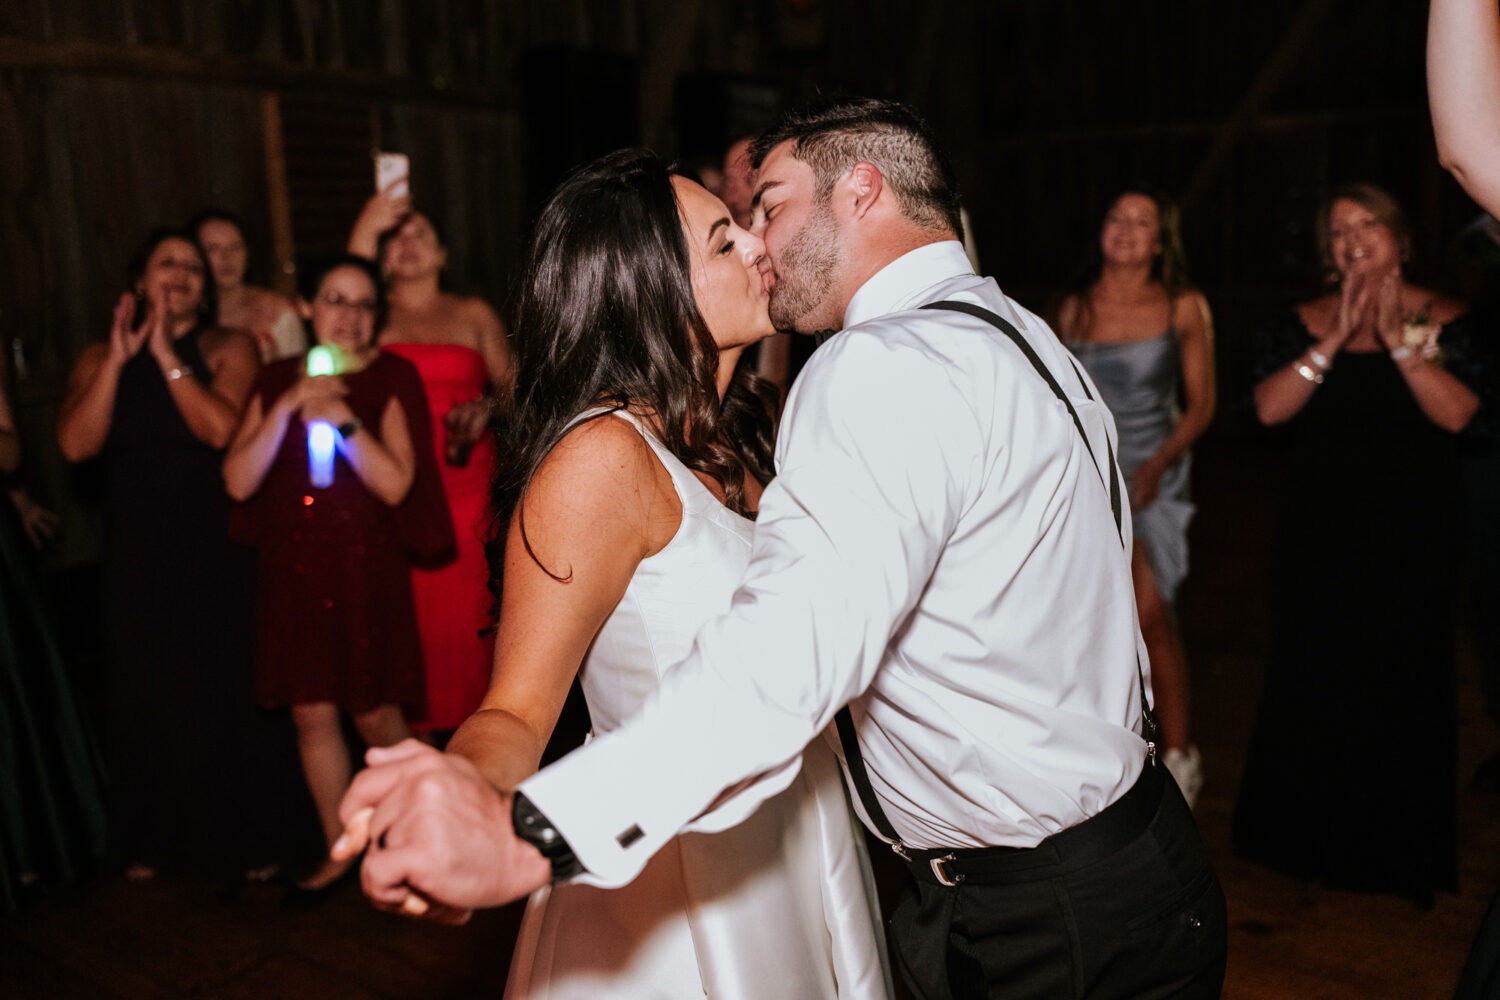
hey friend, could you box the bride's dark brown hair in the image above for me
[486,149,777,600]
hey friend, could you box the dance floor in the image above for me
[3,432,1497,999]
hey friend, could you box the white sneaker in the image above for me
[1164,745,1203,811]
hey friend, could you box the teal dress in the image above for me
[0,499,107,912]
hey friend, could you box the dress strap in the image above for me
[566,407,713,510]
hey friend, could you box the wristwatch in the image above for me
[337,418,363,439]
[511,791,586,882]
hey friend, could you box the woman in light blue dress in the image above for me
[1057,189,1216,806]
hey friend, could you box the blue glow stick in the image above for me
[305,345,343,489]
[308,420,336,488]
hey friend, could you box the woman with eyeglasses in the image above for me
[224,254,453,898]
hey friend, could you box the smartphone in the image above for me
[375,151,409,198]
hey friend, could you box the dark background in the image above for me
[6,6,1500,997]
[0,0,1484,564]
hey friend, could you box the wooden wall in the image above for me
[0,2,535,565]
[0,0,1487,564]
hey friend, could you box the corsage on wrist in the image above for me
[1398,306,1442,366]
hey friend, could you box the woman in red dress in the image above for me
[224,254,453,892]
[350,188,513,736]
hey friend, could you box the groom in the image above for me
[340,98,1227,999]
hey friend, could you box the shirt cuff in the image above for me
[517,726,806,888]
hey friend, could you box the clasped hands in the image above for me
[277,372,356,430]
[333,739,552,924]
[1334,263,1407,353]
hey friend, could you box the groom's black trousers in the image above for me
[890,762,1227,999]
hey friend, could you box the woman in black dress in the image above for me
[1233,183,1489,904]
[57,228,300,879]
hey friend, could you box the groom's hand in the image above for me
[336,739,552,916]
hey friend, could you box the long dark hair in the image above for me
[126,226,218,328]
[488,149,777,600]
[1065,187,1190,337]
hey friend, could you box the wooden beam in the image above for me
[260,92,298,299]
[0,36,513,110]
[978,105,1426,150]
[1180,0,1341,209]
[380,0,409,77]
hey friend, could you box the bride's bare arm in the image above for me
[446,416,682,790]
[1430,0,1500,216]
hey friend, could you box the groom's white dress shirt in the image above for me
[522,240,1151,887]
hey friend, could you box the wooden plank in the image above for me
[1180,0,1340,210]
[0,36,513,109]
[260,92,298,298]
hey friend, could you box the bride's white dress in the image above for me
[503,410,892,1000]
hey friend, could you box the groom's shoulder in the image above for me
[828,289,1045,369]
[791,317,975,428]
[806,315,948,383]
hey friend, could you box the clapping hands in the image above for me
[107,293,151,366]
[1334,262,1402,352]
[1370,269,1406,352]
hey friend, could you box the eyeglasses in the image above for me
[318,294,378,314]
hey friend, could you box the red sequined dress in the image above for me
[233,351,454,716]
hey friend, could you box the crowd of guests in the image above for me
[3,187,514,906]
[0,128,1494,947]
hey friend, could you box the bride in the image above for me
[440,150,889,998]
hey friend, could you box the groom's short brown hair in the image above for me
[750,98,963,238]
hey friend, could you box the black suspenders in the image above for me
[832,299,1159,858]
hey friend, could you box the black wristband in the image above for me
[337,418,363,439]
[511,791,585,882]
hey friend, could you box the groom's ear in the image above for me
[843,162,884,221]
